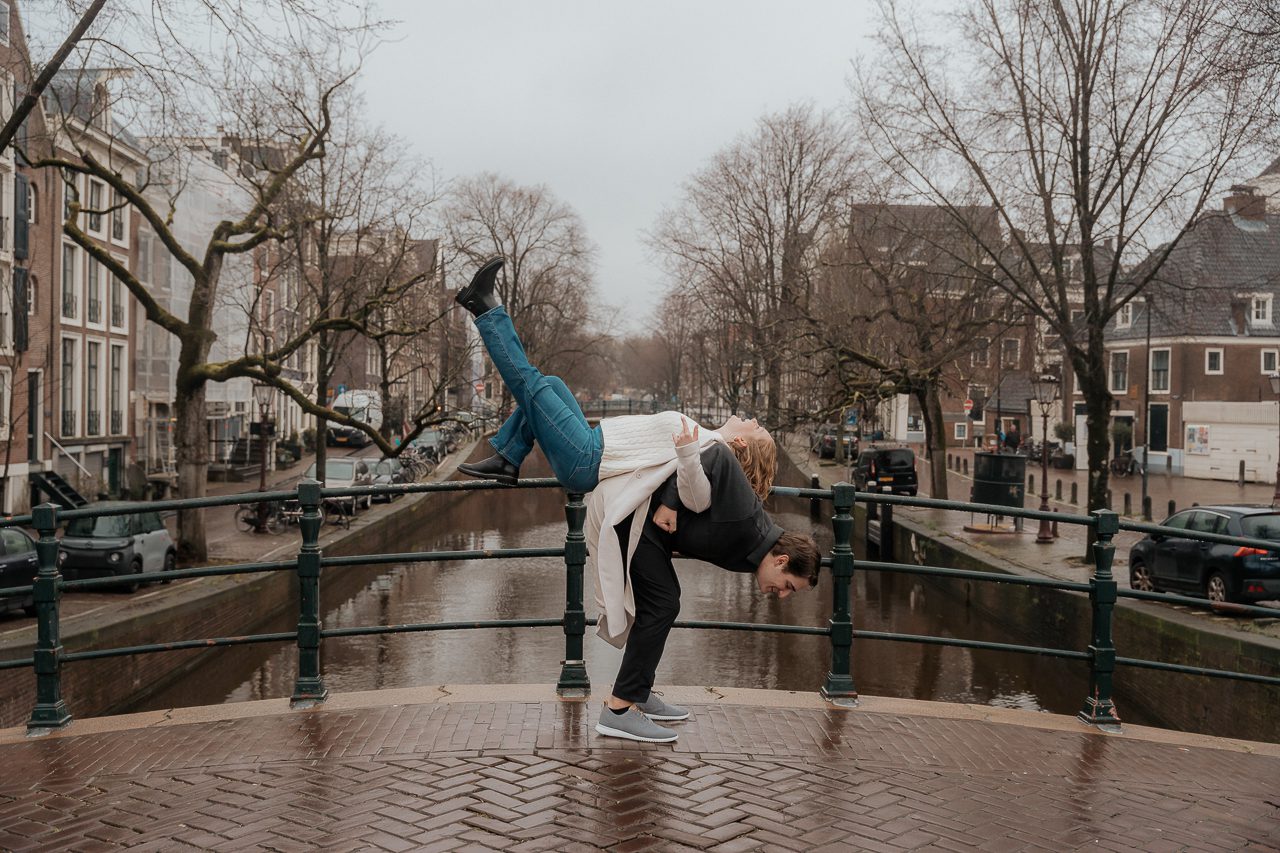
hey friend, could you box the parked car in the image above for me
[58,505,176,593]
[1128,505,1280,604]
[850,446,919,496]
[0,528,39,615]
[812,424,857,460]
[368,457,412,501]
[409,429,449,463]
[303,458,375,511]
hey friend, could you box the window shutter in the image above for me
[12,173,27,260]
[12,267,28,352]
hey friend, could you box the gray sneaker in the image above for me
[635,692,690,721]
[595,705,678,743]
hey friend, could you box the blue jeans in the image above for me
[476,306,603,493]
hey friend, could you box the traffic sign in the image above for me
[963,398,974,414]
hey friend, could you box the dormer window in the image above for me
[1251,294,1273,326]
[1116,303,1132,329]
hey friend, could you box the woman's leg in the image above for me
[489,408,535,467]
[474,307,599,487]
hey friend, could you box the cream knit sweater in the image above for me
[597,411,722,480]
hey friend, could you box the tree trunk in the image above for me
[174,373,210,562]
[914,384,949,500]
[1076,337,1113,559]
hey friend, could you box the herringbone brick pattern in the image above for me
[0,701,1276,851]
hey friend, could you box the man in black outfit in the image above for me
[594,442,822,744]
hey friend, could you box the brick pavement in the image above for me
[0,686,1276,852]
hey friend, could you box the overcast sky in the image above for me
[360,1,877,330]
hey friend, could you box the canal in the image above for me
[132,455,1272,740]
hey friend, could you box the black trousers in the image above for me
[612,528,681,703]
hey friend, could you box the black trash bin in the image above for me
[971,452,1026,508]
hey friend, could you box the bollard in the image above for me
[810,475,822,519]
[1051,508,1059,538]
[1142,495,1152,521]
[1106,489,1113,510]
[1239,459,1246,488]
[1079,510,1122,731]
[557,492,590,696]
[1168,499,1176,517]
[28,503,71,730]
[821,483,857,704]
[1055,479,1062,501]
[1029,473,1035,493]
[291,479,328,707]
[962,458,968,476]
[1070,481,1078,504]
[1122,492,1131,516]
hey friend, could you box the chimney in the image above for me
[1224,184,1266,221]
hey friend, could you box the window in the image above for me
[110,190,124,241]
[971,337,989,367]
[61,170,78,223]
[86,255,103,324]
[26,273,35,316]
[1252,295,1273,326]
[954,421,968,440]
[1150,348,1170,393]
[0,3,10,46]
[109,344,124,434]
[25,181,34,224]
[60,243,78,320]
[1116,303,1132,329]
[110,262,126,328]
[261,289,275,331]
[87,180,104,233]
[60,338,77,437]
[1109,351,1129,394]
[86,341,101,435]
[1205,349,1223,375]
[1263,350,1278,374]
[1001,337,1020,368]
[0,369,8,439]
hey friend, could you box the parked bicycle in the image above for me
[235,500,284,535]
[1109,449,1145,478]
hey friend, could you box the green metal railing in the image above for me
[1,478,1277,734]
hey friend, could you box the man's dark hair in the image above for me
[772,532,821,587]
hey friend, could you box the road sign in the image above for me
[963,398,974,414]
[475,380,485,394]
[336,384,347,396]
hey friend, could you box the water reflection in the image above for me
[138,453,1233,735]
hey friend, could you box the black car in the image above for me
[368,458,412,501]
[851,447,919,496]
[1128,505,1280,604]
[0,527,39,615]
[812,425,857,460]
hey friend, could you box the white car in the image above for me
[58,504,177,592]
[303,458,375,511]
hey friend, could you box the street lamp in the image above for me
[252,383,275,532]
[1270,373,1280,506]
[1031,372,1060,544]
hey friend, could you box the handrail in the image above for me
[3,479,1277,737]
[45,433,93,479]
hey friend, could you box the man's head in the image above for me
[755,532,822,599]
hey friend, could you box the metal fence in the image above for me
[0,480,1276,733]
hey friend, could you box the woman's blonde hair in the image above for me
[729,436,777,501]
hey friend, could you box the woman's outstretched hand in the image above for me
[673,417,699,448]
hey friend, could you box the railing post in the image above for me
[28,503,71,731]
[557,491,590,696]
[1079,509,1121,731]
[291,479,328,707]
[821,483,857,705]
[880,502,895,563]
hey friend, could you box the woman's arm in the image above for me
[673,419,712,512]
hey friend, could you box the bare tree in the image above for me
[651,104,856,426]
[858,0,1280,526]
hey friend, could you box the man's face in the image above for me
[755,554,806,599]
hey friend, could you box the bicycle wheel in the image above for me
[265,510,285,535]
[235,507,258,533]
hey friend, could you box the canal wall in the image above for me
[0,485,480,729]
[865,506,1280,742]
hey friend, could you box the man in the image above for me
[587,442,822,744]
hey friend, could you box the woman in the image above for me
[454,257,777,501]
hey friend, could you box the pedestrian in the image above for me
[586,440,822,743]
[453,257,777,500]
[1004,423,1021,454]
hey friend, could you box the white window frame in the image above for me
[109,254,129,331]
[109,343,127,435]
[954,421,968,441]
[0,2,10,47]
[109,189,128,247]
[59,335,81,437]
[86,179,106,235]
[60,241,81,325]
[1109,350,1129,394]
[1001,337,1020,369]
[85,254,106,330]
[85,338,104,436]
[970,337,989,367]
[1150,347,1171,394]
[25,180,34,224]
[1204,348,1224,375]
[0,281,10,356]
[0,368,9,441]
[1263,349,1279,375]
[26,274,35,316]
[1251,294,1273,326]
[1116,302,1133,330]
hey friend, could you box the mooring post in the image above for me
[557,491,590,696]
[1079,509,1122,731]
[28,503,71,731]
[821,483,857,705]
[291,479,328,707]
[809,474,821,519]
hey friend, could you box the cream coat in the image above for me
[587,433,724,648]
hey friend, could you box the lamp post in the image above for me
[252,383,275,532]
[1270,373,1280,507]
[1031,372,1059,543]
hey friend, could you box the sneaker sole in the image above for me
[640,710,689,721]
[594,722,677,743]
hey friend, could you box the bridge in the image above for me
[0,478,1277,850]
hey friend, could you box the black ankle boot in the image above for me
[455,256,504,317]
[457,454,519,485]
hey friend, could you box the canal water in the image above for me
[138,454,1096,720]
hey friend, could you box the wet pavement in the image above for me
[0,685,1276,852]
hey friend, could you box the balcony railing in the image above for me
[60,411,76,437]
[111,304,124,327]
[86,411,101,435]
[0,480,1276,735]
[87,297,101,324]
[110,410,123,435]
[61,292,77,319]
